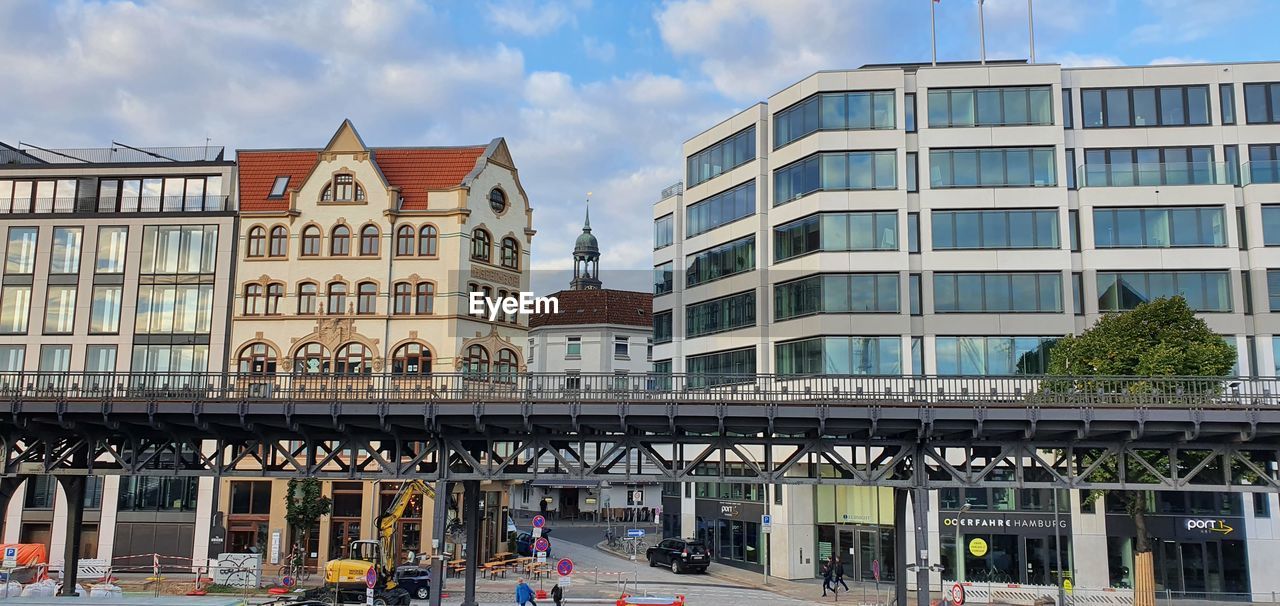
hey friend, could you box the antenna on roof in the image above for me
[112,141,177,162]
[18,142,90,163]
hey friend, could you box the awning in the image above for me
[529,479,600,488]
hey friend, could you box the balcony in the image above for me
[1078,161,1232,188]
[1243,160,1280,186]
[0,195,232,215]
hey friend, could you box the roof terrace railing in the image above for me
[0,195,232,214]
[15,145,226,164]
[0,371,1274,408]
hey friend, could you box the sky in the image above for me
[2,0,1279,294]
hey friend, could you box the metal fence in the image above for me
[0,371,1277,407]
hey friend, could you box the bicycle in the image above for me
[277,549,311,585]
[604,528,622,550]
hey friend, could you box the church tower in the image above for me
[570,203,602,290]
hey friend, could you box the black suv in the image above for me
[646,538,710,574]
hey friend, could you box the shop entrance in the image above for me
[1153,538,1249,598]
[817,525,895,582]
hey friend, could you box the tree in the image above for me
[284,478,332,570]
[1046,296,1235,606]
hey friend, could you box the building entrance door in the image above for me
[819,525,894,582]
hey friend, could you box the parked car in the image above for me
[393,565,431,600]
[646,538,709,574]
[514,530,552,557]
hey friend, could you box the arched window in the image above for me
[470,229,491,262]
[395,225,415,256]
[500,237,520,270]
[334,342,372,375]
[393,282,412,314]
[359,225,380,256]
[269,226,288,257]
[327,282,347,315]
[495,348,519,382]
[497,290,509,323]
[301,226,321,256]
[265,283,284,315]
[295,342,330,374]
[357,281,377,315]
[415,282,435,315]
[392,343,432,375]
[243,284,263,315]
[463,344,490,376]
[246,226,266,258]
[418,225,438,256]
[237,342,278,374]
[298,282,318,315]
[330,225,350,256]
[489,187,507,213]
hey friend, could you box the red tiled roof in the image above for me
[529,289,654,329]
[236,146,487,213]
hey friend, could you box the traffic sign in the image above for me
[366,588,374,606]
[872,560,880,582]
[536,551,548,564]
[365,567,377,589]
[558,576,571,588]
[2,546,15,567]
[533,527,542,539]
[282,576,295,588]
[761,514,772,534]
[951,583,965,606]
[626,528,645,538]
[532,515,546,529]
[534,537,551,553]
[632,490,643,504]
[556,558,574,577]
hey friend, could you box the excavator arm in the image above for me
[373,480,436,577]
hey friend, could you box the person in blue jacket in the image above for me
[515,578,538,606]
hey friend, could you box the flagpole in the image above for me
[1028,0,1036,63]
[930,0,938,66]
[978,0,986,65]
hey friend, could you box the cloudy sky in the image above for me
[2,0,1277,292]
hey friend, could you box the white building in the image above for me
[653,59,1280,597]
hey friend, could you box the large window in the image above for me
[1244,82,1280,124]
[774,91,895,148]
[89,286,122,334]
[1248,144,1280,184]
[653,311,672,344]
[246,226,266,258]
[43,285,76,334]
[931,210,1059,250]
[927,86,1052,127]
[327,283,347,315]
[268,226,288,257]
[300,226,321,256]
[1267,270,1280,311]
[297,282,318,315]
[774,151,897,204]
[687,126,755,188]
[392,343,432,375]
[686,235,754,288]
[136,227,217,336]
[95,226,128,274]
[330,225,350,256]
[935,336,1057,375]
[118,477,200,512]
[0,345,23,372]
[1097,271,1232,312]
[5,227,37,274]
[654,214,673,249]
[418,225,438,256]
[357,282,377,315]
[653,262,673,296]
[934,272,1062,313]
[50,227,82,274]
[1082,146,1218,186]
[140,226,219,274]
[1081,85,1210,128]
[775,336,901,376]
[335,343,372,375]
[774,212,897,261]
[685,290,756,338]
[470,229,491,262]
[131,344,210,374]
[1093,206,1225,248]
[686,347,755,387]
[686,180,754,237]
[359,225,380,256]
[90,176,223,213]
[0,286,31,334]
[500,237,520,269]
[929,147,1056,188]
[774,274,899,320]
[415,282,434,315]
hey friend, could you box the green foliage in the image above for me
[285,478,332,550]
[1047,296,1235,377]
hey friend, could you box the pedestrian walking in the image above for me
[833,556,850,591]
[515,578,538,606]
[821,558,834,597]
[550,583,563,606]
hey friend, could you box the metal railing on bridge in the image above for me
[0,371,1276,407]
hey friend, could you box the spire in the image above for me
[571,193,602,290]
[583,200,591,231]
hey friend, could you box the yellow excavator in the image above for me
[299,480,438,606]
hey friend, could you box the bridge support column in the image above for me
[428,479,450,606]
[56,476,86,597]
[913,486,931,606]
[0,476,22,542]
[895,488,908,606]
[460,480,480,606]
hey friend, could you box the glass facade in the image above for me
[1093,207,1225,248]
[686,180,754,237]
[931,209,1059,250]
[929,147,1056,188]
[774,151,897,204]
[927,86,1053,127]
[1244,82,1280,124]
[774,90,895,148]
[774,274,899,320]
[685,290,756,338]
[775,336,901,375]
[687,126,755,187]
[1097,271,1232,312]
[1082,85,1210,128]
[933,272,1062,313]
[654,214,673,249]
[686,347,755,386]
[654,262,673,295]
[773,212,897,261]
[1082,146,1218,186]
[685,235,755,288]
[653,311,672,344]
[935,336,1057,375]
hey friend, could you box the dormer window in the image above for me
[269,176,290,198]
[321,174,365,202]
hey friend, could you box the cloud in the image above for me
[1148,56,1207,66]
[1052,52,1122,68]
[582,36,616,62]
[1131,0,1260,44]
[485,0,576,36]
